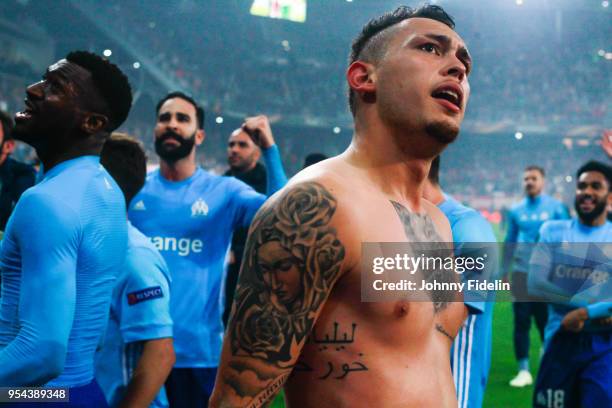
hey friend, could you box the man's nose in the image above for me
[26,81,44,100]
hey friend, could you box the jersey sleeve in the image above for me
[261,144,287,196]
[453,213,499,314]
[586,302,612,319]
[230,179,267,229]
[118,248,173,343]
[502,209,519,275]
[527,222,572,302]
[0,192,81,386]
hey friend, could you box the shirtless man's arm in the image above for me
[210,181,347,408]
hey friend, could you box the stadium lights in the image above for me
[346,0,353,2]
[333,126,341,134]
[514,131,523,140]
[605,53,612,60]
[598,49,606,57]
[215,116,224,124]
[516,0,523,5]
[565,176,572,183]
[603,1,609,8]
[103,49,112,57]
[133,62,141,69]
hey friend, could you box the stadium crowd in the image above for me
[0,2,610,408]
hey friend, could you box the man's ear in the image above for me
[2,139,15,155]
[82,113,109,135]
[195,129,206,146]
[347,60,377,102]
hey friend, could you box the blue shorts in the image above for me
[165,367,218,407]
[1,380,107,407]
[533,331,612,408]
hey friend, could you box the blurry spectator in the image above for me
[0,110,35,231]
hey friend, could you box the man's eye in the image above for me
[420,43,440,55]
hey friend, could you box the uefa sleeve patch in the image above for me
[127,286,164,305]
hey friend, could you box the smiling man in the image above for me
[528,161,612,408]
[0,51,131,405]
[211,5,472,407]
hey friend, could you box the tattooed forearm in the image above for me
[245,373,290,408]
[221,182,346,401]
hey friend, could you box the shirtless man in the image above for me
[210,5,472,407]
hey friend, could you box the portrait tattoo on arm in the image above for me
[223,182,345,402]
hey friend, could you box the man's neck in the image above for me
[345,116,443,212]
[229,161,257,175]
[422,181,445,206]
[160,155,197,182]
[38,143,101,172]
[527,193,542,202]
[579,213,608,228]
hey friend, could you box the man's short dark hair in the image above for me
[576,160,612,191]
[100,133,146,206]
[66,51,132,131]
[348,4,455,115]
[156,91,205,129]
[428,155,441,185]
[303,153,328,169]
[0,110,13,143]
[525,165,545,177]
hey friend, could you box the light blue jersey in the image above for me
[96,222,173,407]
[129,164,278,368]
[440,193,498,408]
[504,194,568,273]
[0,156,127,386]
[529,219,612,347]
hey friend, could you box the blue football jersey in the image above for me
[440,193,498,408]
[128,168,265,367]
[505,194,568,273]
[96,222,172,407]
[529,219,612,347]
[0,156,127,386]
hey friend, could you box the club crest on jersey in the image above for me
[191,198,209,217]
[127,286,163,305]
[133,200,146,211]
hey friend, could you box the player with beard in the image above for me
[503,165,569,387]
[0,51,130,405]
[211,5,472,407]
[127,92,286,407]
[223,115,287,326]
[529,161,612,408]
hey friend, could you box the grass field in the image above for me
[269,222,545,407]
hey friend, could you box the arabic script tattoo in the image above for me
[230,182,346,369]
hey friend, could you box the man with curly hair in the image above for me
[212,4,472,407]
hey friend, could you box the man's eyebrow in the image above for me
[421,33,472,69]
[422,33,452,48]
